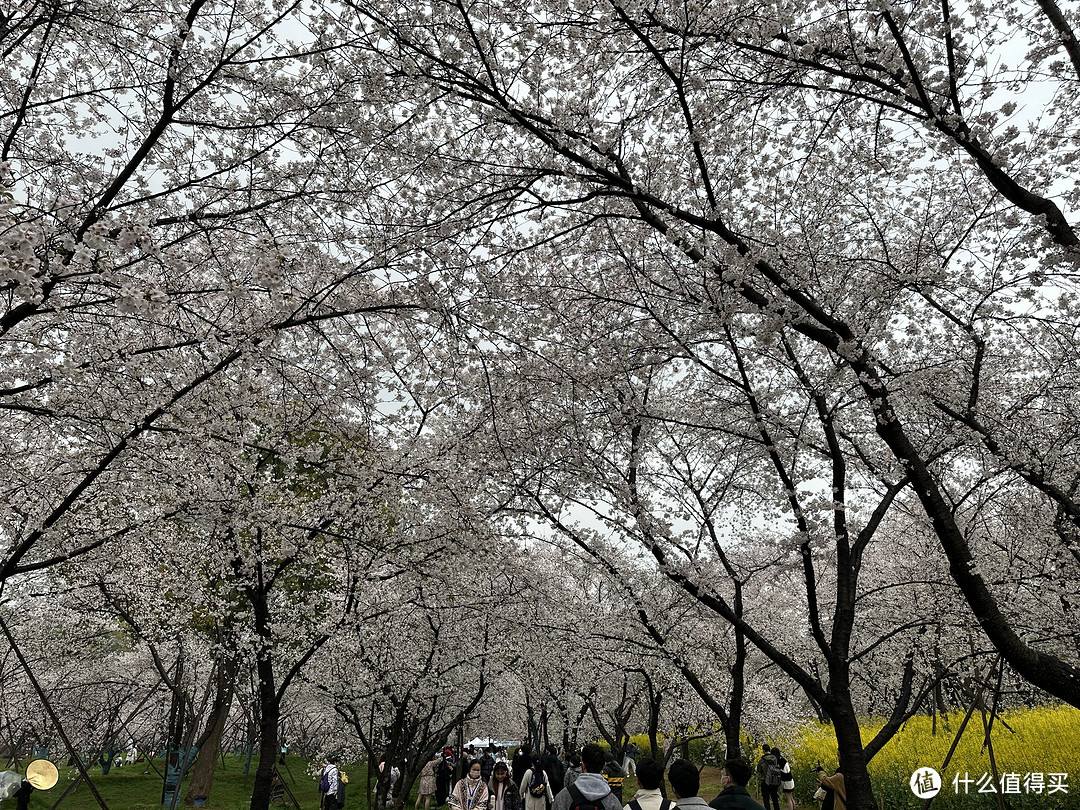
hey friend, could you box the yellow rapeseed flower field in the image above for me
[777,706,1080,809]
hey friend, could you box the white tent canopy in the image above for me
[465,738,518,750]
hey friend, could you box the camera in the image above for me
[811,765,824,773]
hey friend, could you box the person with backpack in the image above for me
[551,744,621,810]
[767,750,794,810]
[336,771,349,809]
[520,754,555,810]
[708,759,765,810]
[754,746,780,810]
[666,759,709,810]
[319,756,341,810]
[621,758,672,810]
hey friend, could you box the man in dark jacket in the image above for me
[602,755,626,803]
[755,746,779,810]
[482,750,498,783]
[709,760,766,810]
[541,746,565,794]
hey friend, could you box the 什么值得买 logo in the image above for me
[910,768,941,798]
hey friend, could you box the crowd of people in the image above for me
[319,740,848,810]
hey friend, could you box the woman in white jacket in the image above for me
[519,756,555,810]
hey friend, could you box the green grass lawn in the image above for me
[22,756,335,810]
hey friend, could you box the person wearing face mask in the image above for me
[489,761,522,810]
[512,746,533,786]
[452,760,491,810]
[709,760,765,810]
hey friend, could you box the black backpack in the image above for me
[529,769,547,797]
[629,801,672,810]
[764,758,782,787]
[567,783,609,810]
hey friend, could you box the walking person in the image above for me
[602,755,626,804]
[755,746,780,810]
[512,746,533,787]
[520,754,555,810]
[666,759,709,810]
[551,744,620,810]
[768,750,794,810]
[621,758,671,810]
[540,746,565,795]
[319,756,341,810]
[621,743,639,778]
[374,762,400,809]
[437,750,458,807]
[483,750,498,784]
[564,752,581,791]
[489,762,522,810]
[708,759,765,810]
[452,760,491,810]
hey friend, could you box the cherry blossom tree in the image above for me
[347,0,1080,715]
[0,6,475,808]
[317,582,493,808]
[0,584,174,781]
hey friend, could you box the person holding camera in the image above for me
[813,767,845,810]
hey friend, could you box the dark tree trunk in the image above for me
[643,679,662,762]
[248,653,281,810]
[186,657,237,804]
[829,702,876,810]
[246,568,281,810]
[854,349,1080,708]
